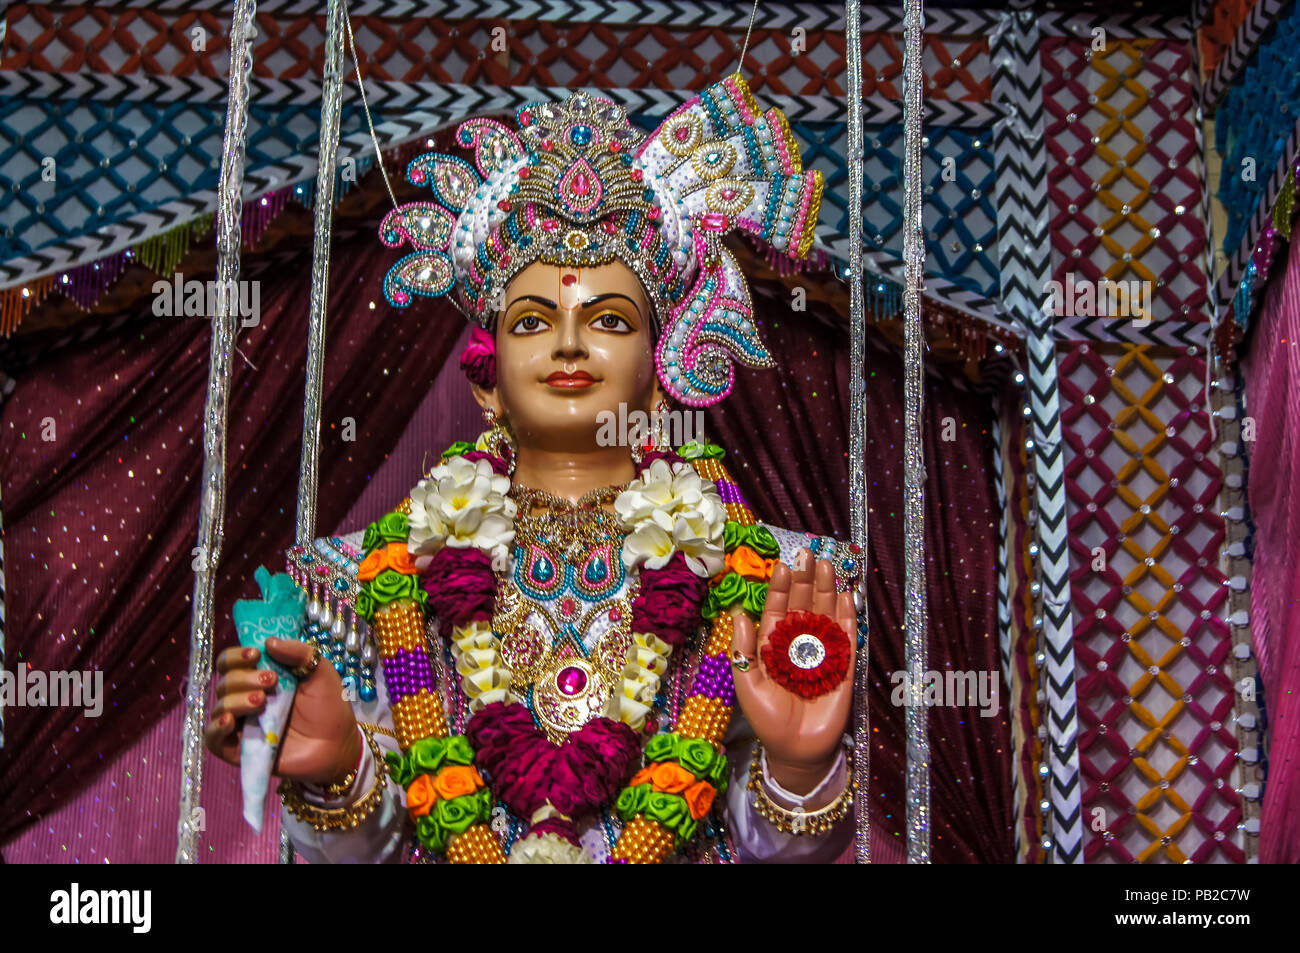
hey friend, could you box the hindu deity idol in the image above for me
[206,73,866,863]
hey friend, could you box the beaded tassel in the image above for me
[612,455,761,863]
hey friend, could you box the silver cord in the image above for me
[736,0,762,75]
[342,0,402,215]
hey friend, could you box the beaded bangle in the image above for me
[747,742,855,836]
[280,728,388,832]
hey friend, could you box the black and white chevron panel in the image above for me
[105,0,1009,34]
[1202,0,1290,115]
[1054,314,1214,347]
[991,10,1084,864]
[1037,10,1193,39]
[0,100,501,289]
[0,69,1003,129]
[990,401,1018,858]
[1215,110,1300,322]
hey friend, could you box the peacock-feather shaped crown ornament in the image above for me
[380,72,823,407]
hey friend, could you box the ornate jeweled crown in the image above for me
[380,73,823,406]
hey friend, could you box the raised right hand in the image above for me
[204,637,361,787]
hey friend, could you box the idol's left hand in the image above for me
[731,548,857,797]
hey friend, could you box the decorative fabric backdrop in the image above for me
[1242,232,1300,865]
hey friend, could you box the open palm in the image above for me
[731,550,857,776]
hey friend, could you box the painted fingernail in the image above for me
[249,692,263,704]
[243,648,257,660]
[260,671,275,685]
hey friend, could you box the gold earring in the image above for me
[651,399,671,451]
[481,407,517,474]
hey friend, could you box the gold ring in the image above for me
[290,645,323,681]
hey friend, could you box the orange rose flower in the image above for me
[405,773,436,818]
[682,780,716,819]
[629,767,655,788]
[724,545,775,581]
[649,761,695,794]
[358,542,419,581]
[432,764,484,801]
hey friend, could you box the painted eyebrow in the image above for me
[506,294,557,310]
[582,293,640,311]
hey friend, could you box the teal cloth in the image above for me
[232,566,307,692]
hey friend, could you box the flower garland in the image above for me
[609,443,781,863]
[355,433,756,862]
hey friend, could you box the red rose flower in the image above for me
[760,610,850,699]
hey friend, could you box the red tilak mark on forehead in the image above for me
[561,273,577,286]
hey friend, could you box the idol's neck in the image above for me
[509,443,638,503]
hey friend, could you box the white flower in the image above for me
[407,455,517,557]
[506,832,593,864]
[616,459,725,578]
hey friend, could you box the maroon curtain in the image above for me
[0,225,466,841]
[708,288,1015,863]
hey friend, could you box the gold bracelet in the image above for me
[280,728,388,832]
[747,743,855,836]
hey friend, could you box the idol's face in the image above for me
[480,260,663,452]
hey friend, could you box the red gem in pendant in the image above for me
[541,139,554,151]
[556,665,587,696]
[498,199,511,211]
[518,167,531,179]
[560,596,576,617]
[631,168,643,181]
[609,607,622,622]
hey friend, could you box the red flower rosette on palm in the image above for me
[760,610,850,699]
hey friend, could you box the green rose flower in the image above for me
[643,733,678,763]
[473,786,494,823]
[409,738,448,777]
[644,791,692,841]
[354,589,376,623]
[443,735,476,767]
[708,752,730,790]
[441,440,476,460]
[676,738,718,779]
[615,783,652,820]
[385,750,414,788]
[369,568,418,606]
[724,522,780,558]
[435,795,479,837]
[678,441,725,461]
[415,815,448,854]
[741,579,769,617]
[703,572,746,620]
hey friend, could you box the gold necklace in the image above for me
[509,482,629,560]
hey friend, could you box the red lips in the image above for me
[544,369,597,389]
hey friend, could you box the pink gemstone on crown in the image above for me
[560,596,576,617]
[700,212,729,231]
[542,219,560,231]
[411,169,426,183]
[720,188,737,200]
[394,291,410,304]
[556,666,587,696]
[674,126,690,141]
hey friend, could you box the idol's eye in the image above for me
[510,312,550,335]
[590,311,633,333]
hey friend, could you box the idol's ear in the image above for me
[469,381,501,418]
